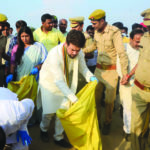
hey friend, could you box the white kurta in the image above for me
[0,88,34,150]
[38,43,94,114]
[119,43,139,133]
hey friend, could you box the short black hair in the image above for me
[4,22,10,28]
[41,13,53,22]
[66,30,85,48]
[52,15,58,23]
[16,20,27,29]
[99,16,106,21]
[86,25,94,32]
[132,23,143,31]
[0,127,6,150]
[130,29,144,39]
[113,22,124,30]
[123,26,128,33]
[78,22,84,27]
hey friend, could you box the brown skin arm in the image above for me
[128,64,137,77]
[120,64,138,85]
[10,64,16,74]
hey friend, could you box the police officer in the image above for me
[69,17,95,91]
[131,8,150,150]
[83,9,128,135]
[69,16,94,49]
[69,17,84,31]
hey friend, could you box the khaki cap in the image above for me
[141,8,150,26]
[69,17,84,28]
[89,9,105,20]
[0,13,7,22]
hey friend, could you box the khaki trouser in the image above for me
[94,68,118,125]
[131,85,150,150]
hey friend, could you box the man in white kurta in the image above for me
[118,29,143,139]
[0,87,34,150]
[38,30,97,147]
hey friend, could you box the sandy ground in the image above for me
[5,94,149,150]
[4,95,150,150]
[28,107,133,150]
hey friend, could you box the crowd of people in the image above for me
[0,8,150,150]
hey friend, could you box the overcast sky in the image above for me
[1,0,150,34]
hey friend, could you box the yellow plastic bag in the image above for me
[57,81,102,150]
[7,75,38,103]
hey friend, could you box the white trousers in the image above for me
[40,113,64,141]
[120,84,132,134]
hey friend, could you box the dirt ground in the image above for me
[28,108,136,150]
[27,95,150,150]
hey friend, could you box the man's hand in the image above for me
[120,74,131,85]
[90,76,98,82]
[30,67,39,75]
[60,98,77,110]
[6,74,13,84]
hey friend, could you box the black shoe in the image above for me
[120,105,123,118]
[40,130,49,142]
[54,139,72,148]
[102,123,111,135]
[124,133,131,142]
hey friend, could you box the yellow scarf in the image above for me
[63,45,69,86]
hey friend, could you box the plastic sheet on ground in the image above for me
[57,81,102,150]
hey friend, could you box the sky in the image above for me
[0,0,150,34]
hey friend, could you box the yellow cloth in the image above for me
[7,75,38,104]
[57,81,102,150]
[123,36,129,43]
[63,45,69,86]
[33,27,66,51]
[0,13,7,22]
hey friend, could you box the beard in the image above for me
[67,54,77,59]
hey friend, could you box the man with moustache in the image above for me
[119,29,144,141]
[33,13,65,52]
[83,9,128,135]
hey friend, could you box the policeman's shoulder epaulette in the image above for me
[110,25,119,32]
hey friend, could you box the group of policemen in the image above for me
[0,7,150,150]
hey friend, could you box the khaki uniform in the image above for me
[83,24,128,124]
[77,32,94,92]
[131,32,150,150]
